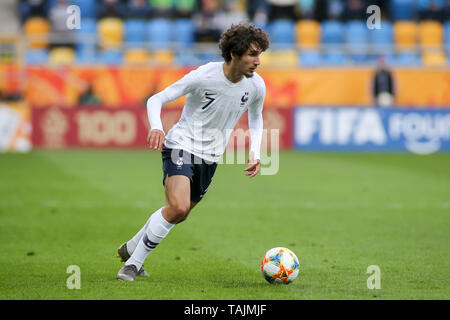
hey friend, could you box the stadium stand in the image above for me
[422,50,447,66]
[321,20,344,45]
[124,18,147,47]
[49,46,75,64]
[268,19,295,48]
[23,16,51,49]
[124,48,150,64]
[98,17,124,49]
[369,21,394,52]
[147,18,172,49]
[419,20,444,48]
[9,0,449,67]
[394,20,418,50]
[299,49,322,67]
[295,20,321,49]
[25,48,50,64]
[390,0,415,20]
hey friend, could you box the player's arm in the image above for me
[146,95,166,150]
[244,84,265,178]
[146,69,200,150]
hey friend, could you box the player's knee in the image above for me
[166,201,191,223]
[174,203,190,216]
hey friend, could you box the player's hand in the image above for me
[146,129,165,151]
[244,153,260,178]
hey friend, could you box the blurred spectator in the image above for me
[266,0,299,22]
[98,0,127,19]
[174,0,197,18]
[298,0,316,19]
[327,0,344,20]
[246,0,268,26]
[314,0,344,21]
[78,84,101,106]
[369,0,390,20]
[372,56,395,108]
[343,0,365,21]
[193,0,225,42]
[49,0,75,49]
[313,0,328,21]
[418,0,445,21]
[445,0,450,18]
[149,0,173,18]
[219,0,248,31]
[19,0,47,23]
[126,0,152,19]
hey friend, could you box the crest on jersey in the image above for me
[176,157,184,169]
[240,92,249,107]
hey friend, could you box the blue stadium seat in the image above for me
[299,50,322,67]
[351,53,371,65]
[25,49,49,64]
[80,18,97,32]
[370,21,393,51]
[323,50,349,66]
[74,19,97,60]
[268,19,295,48]
[444,21,450,46]
[345,21,369,53]
[76,46,97,64]
[194,51,222,65]
[377,53,396,66]
[98,50,123,65]
[75,18,97,40]
[147,18,172,49]
[125,19,147,47]
[391,0,415,20]
[173,19,195,48]
[321,20,344,45]
[175,51,199,66]
[77,0,98,19]
[394,51,421,66]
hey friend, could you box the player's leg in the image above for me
[116,175,192,281]
[119,199,197,259]
[161,175,195,223]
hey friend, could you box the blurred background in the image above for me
[0,0,449,153]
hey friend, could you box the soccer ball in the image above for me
[261,247,300,284]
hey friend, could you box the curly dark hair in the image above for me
[219,23,270,63]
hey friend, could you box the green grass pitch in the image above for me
[0,150,449,299]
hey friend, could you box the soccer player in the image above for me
[116,23,270,281]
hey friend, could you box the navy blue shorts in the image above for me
[161,146,218,203]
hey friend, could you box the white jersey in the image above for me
[147,62,265,163]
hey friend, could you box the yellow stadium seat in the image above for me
[295,20,321,49]
[49,47,75,64]
[394,21,417,50]
[124,49,150,64]
[419,21,443,49]
[260,50,298,67]
[151,50,174,66]
[422,51,447,67]
[24,17,51,49]
[98,17,124,49]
